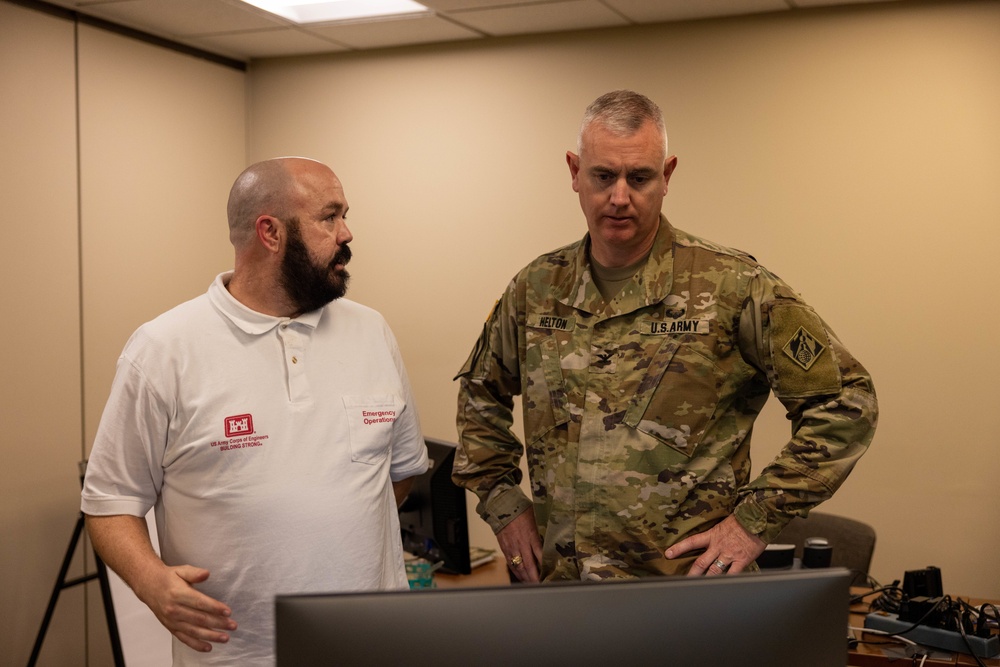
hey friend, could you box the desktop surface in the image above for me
[848,587,1000,666]
[276,568,851,667]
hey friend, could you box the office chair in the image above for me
[768,512,876,586]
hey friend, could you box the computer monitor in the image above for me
[275,568,852,666]
[398,438,470,574]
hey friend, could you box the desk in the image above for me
[434,570,999,664]
[434,556,510,588]
[848,588,1000,666]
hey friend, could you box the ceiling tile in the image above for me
[603,0,790,23]
[307,13,483,50]
[185,27,350,60]
[34,0,81,8]
[419,0,528,10]
[793,0,902,5]
[79,0,286,38]
[450,0,629,37]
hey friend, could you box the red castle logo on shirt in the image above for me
[224,414,254,438]
[211,414,268,451]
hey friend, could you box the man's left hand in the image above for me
[664,515,766,576]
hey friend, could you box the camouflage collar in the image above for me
[559,215,676,317]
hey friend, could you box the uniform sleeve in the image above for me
[732,269,879,543]
[81,336,166,518]
[452,282,534,534]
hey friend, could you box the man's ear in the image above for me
[662,156,678,194]
[255,215,281,254]
[566,151,582,193]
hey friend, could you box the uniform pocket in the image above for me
[522,328,570,444]
[623,340,723,458]
[343,394,401,464]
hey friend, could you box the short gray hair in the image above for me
[577,90,668,158]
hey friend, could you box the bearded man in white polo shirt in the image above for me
[81,157,429,666]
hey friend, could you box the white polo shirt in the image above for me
[82,272,429,666]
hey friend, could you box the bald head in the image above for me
[227,158,305,248]
[223,157,352,316]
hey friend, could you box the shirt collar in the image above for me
[208,271,324,335]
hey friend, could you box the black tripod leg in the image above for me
[95,553,125,667]
[27,514,86,667]
[27,512,127,667]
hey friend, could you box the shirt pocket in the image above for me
[343,394,401,464]
[623,339,723,458]
[522,327,571,444]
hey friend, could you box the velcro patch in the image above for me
[767,302,841,397]
[643,319,710,335]
[527,314,575,331]
[782,326,826,371]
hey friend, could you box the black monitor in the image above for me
[275,568,852,666]
[398,438,470,574]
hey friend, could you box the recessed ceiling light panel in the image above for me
[241,0,429,25]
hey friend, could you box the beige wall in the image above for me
[0,3,245,665]
[247,0,1000,597]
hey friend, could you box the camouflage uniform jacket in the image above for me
[454,217,877,580]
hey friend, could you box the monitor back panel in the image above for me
[276,568,851,667]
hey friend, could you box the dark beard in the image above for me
[280,219,351,314]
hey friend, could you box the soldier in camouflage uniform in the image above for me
[453,90,878,582]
